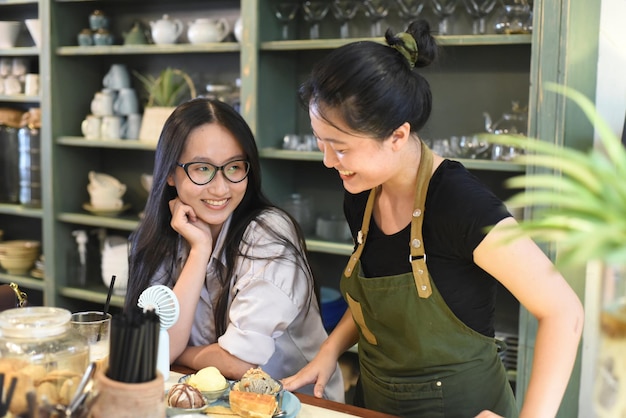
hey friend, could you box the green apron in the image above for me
[340,143,518,418]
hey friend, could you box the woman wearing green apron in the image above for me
[283,20,583,418]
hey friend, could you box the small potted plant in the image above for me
[489,84,626,417]
[134,67,196,144]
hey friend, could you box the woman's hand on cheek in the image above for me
[169,197,213,249]
[475,410,503,418]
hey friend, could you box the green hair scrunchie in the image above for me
[390,32,419,69]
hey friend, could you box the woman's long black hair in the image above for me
[125,98,314,336]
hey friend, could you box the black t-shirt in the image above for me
[343,159,510,337]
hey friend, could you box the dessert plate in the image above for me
[174,374,302,418]
[202,392,301,418]
[83,202,131,216]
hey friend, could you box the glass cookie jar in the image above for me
[0,307,90,416]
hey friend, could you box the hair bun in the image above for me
[385,30,419,69]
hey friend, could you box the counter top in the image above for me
[167,368,398,418]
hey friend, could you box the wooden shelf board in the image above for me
[57,136,156,150]
[0,203,43,218]
[57,212,139,231]
[261,34,532,51]
[260,148,526,172]
[0,46,39,56]
[0,94,40,103]
[56,43,240,56]
[59,284,125,308]
[0,273,45,290]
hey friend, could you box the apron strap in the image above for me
[344,141,435,299]
[410,143,433,298]
[344,187,377,277]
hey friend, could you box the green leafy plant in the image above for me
[487,83,626,268]
[133,67,197,107]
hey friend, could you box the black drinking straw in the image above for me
[107,308,161,383]
[128,321,147,383]
[104,275,116,314]
[98,275,116,342]
[107,314,125,381]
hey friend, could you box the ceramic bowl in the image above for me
[0,254,37,275]
[178,375,229,403]
[25,19,41,47]
[165,397,210,417]
[0,240,41,257]
[88,171,126,193]
[0,21,21,48]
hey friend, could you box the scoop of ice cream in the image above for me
[168,383,205,409]
[237,368,281,395]
[188,366,227,392]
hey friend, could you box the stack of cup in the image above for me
[87,171,127,210]
[0,57,37,96]
[81,63,142,140]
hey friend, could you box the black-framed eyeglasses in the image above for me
[176,160,250,185]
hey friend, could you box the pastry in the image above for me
[167,382,206,409]
[229,389,277,418]
[237,367,281,395]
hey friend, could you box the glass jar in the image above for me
[0,124,19,203]
[593,264,626,417]
[282,193,315,235]
[0,307,90,416]
[18,124,42,207]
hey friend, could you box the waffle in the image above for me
[229,389,277,418]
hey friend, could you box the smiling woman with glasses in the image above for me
[124,97,344,402]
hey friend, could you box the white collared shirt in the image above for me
[152,208,344,402]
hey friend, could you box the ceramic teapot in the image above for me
[233,17,243,43]
[150,14,183,45]
[187,18,230,44]
[483,102,528,136]
[123,21,149,45]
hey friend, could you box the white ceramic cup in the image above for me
[100,115,123,140]
[103,63,130,89]
[91,91,114,116]
[24,73,39,96]
[113,88,139,115]
[11,58,28,76]
[125,113,142,140]
[4,75,21,95]
[0,58,11,77]
[81,114,102,140]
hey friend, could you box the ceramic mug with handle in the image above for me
[81,115,102,140]
[100,115,124,140]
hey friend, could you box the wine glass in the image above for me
[362,0,392,38]
[302,1,331,39]
[430,0,459,35]
[463,0,497,34]
[396,0,426,26]
[331,0,360,39]
[274,2,300,40]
